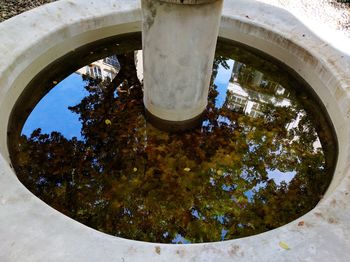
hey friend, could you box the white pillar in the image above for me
[141,0,223,131]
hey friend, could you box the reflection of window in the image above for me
[88,65,102,79]
[226,94,247,112]
[232,96,247,105]
[250,110,262,118]
[231,104,244,112]
[276,85,285,95]
[252,102,261,111]
[104,70,113,80]
[103,55,120,68]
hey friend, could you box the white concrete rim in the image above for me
[0,0,350,261]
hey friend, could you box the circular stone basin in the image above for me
[9,33,337,243]
[1,0,350,260]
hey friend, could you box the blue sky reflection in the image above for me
[22,73,88,139]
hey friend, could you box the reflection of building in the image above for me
[135,50,143,82]
[225,61,291,118]
[226,60,323,149]
[76,55,120,80]
[224,61,322,149]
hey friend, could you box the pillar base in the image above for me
[145,109,205,132]
[142,0,223,130]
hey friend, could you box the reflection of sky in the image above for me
[267,169,296,185]
[213,59,234,108]
[244,169,297,202]
[23,62,298,193]
[22,73,88,140]
[23,60,298,187]
[172,234,191,244]
[22,62,234,140]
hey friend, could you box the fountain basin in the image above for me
[0,0,349,261]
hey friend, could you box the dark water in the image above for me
[10,35,337,243]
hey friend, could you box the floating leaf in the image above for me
[247,223,255,229]
[105,119,112,125]
[279,241,290,250]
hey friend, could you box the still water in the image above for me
[11,35,337,243]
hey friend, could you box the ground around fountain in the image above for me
[0,0,56,22]
[260,0,350,37]
[1,0,349,38]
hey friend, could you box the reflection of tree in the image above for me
[13,48,333,243]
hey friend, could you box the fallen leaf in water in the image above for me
[279,241,290,250]
[184,167,191,172]
[105,119,112,125]
[247,223,255,229]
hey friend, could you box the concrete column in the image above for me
[141,0,223,131]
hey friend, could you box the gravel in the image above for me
[0,0,349,36]
[0,0,57,22]
[260,0,350,37]
[329,1,350,31]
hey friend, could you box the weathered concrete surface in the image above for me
[0,0,350,261]
[142,0,223,123]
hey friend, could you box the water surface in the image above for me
[10,35,337,243]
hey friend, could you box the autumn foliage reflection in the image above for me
[14,50,333,243]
